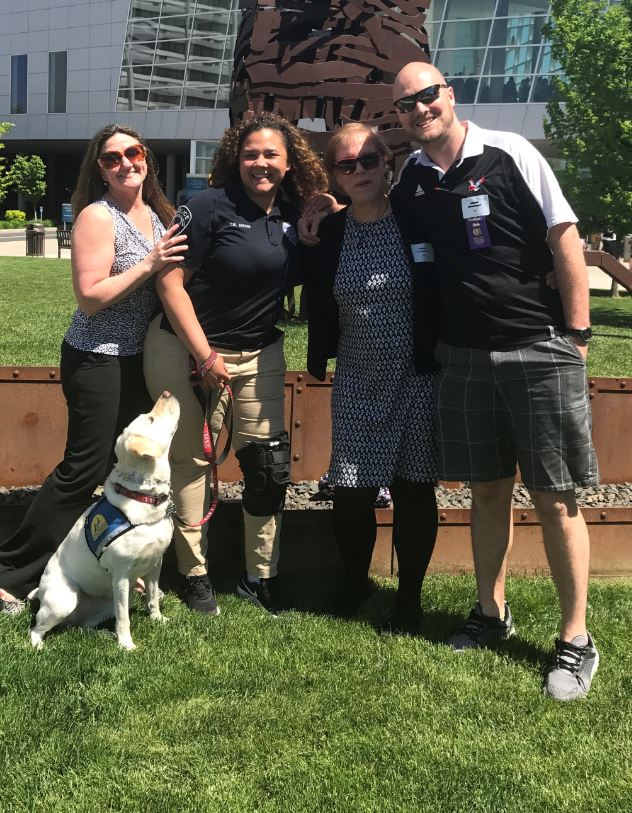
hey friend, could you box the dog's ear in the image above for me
[125,434,164,460]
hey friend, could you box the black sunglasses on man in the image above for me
[394,84,449,113]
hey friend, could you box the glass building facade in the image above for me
[116,0,622,116]
[426,0,621,105]
[117,0,240,113]
[426,0,558,105]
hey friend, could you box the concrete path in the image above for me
[0,230,69,260]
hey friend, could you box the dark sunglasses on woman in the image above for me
[394,84,449,113]
[334,152,382,175]
[98,144,147,169]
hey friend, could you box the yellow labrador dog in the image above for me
[30,391,180,651]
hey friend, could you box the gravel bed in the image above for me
[2,481,632,510]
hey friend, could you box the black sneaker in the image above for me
[183,575,220,616]
[544,633,599,701]
[448,602,515,651]
[237,574,281,615]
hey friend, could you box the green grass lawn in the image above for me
[1,573,631,813]
[1,258,632,812]
[0,257,630,374]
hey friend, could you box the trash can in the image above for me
[25,224,45,257]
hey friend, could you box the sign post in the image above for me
[61,203,72,229]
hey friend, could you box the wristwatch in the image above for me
[566,327,593,345]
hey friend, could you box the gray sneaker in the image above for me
[448,602,516,651]
[544,634,599,701]
[0,596,26,616]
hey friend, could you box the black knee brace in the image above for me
[236,431,290,516]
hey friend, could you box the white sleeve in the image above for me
[488,130,577,229]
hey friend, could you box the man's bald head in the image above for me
[393,62,448,103]
[392,62,459,150]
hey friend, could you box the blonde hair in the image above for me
[71,124,174,226]
[210,112,328,207]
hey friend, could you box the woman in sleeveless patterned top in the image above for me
[305,124,439,634]
[0,125,185,614]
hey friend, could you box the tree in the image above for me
[0,122,14,204]
[544,0,632,238]
[9,154,47,220]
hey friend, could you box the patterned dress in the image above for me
[329,210,437,487]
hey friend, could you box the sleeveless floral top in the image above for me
[64,198,163,356]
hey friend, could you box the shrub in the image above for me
[0,218,55,229]
[5,209,25,223]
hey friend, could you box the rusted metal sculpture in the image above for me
[230,0,431,156]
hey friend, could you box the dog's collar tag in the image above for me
[85,496,134,560]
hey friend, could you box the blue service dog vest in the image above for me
[85,496,134,560]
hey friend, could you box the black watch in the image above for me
[565,327,593,345]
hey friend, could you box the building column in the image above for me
[166,153,176,204]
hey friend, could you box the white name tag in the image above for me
[462,194,490,219]
[410,242,435,263]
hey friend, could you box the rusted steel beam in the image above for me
[1,369,632,487]
[379,505,632,577]
[1,501,631,578]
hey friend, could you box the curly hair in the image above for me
[71,124,174,227]
[210,112,328,207]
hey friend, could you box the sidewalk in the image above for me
[0,229,70,260]
[588,265,619,292]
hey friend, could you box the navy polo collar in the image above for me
[224,175,282,219]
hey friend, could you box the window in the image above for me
[496,0,549,14]
[489,15,547,46]
[194,141,218,176]
[118,3,252,111]
[436,48,486,77]
[11,54,27,114]
[443,0,497,19]
[439,20,493,49]
[48,51,67,113]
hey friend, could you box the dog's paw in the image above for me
[150,613,168,624]
[30,631,44,650]
[117,637,137,651]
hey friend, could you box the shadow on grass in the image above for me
[591,294,632,332]
[279,578,550,667]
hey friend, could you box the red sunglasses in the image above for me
[98,144,147,169]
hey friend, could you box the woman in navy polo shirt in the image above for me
[144,113,327,615]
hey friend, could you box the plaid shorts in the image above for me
[433,336,599,492]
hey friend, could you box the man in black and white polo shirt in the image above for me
[391,62,599,701]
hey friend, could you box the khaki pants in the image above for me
[144,316,286,578]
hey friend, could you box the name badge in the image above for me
[466,217,492,250]
[461,194,490,219]
[410,242,434,263]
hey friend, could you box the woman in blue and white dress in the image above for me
[305,123,439,633]
[0,124,185,614]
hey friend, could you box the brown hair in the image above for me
[210,112,328,207]
[70,124,174,226]
[323,123,392,177]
